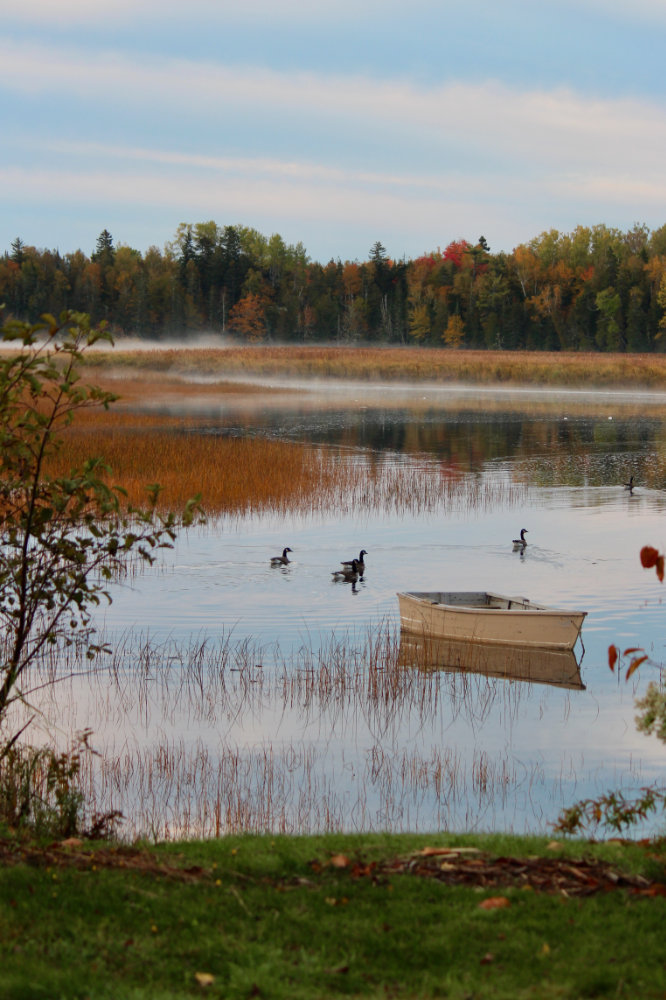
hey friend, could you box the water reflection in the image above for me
[62,381,666,835]
[21,626,585,839]
[142,378,666,489]
[398,632,585,691]
[210,404,663,475]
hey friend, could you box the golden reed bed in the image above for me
[51,339,666,517]
[83,344,666,388]
[48,369,526,518]
[54,416,520,518]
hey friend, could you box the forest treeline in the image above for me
[3,221,666,351]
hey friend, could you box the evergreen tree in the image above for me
[10,238,26,265]
[92,229,115,267]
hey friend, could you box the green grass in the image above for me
[1,831,665,999]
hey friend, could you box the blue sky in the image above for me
[2,0,666,264]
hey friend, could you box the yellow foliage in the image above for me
[443,315,465,348]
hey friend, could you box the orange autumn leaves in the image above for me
[326,849,511,912]
[640,544,665,582]
[608,644,648,681]
[608,544,664,679]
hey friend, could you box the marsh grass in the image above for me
[85,343,666,388]
[49,407,526,515]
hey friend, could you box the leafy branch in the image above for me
[0,311,203,749]
[558,544,666,836]
[554,787,666,837]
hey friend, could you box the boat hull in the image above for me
[397,591,586,650]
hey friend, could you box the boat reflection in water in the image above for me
[398,632,586,691]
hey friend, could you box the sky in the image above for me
[2,0,666,264]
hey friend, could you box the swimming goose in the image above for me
[341,549,367,575]
[512,528,528,550]
[332,558,360,582]
[270,547,293,565]
[624,476,634,494]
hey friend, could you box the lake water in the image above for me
[40,379,666,839]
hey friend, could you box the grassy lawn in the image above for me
[1,831,665,999]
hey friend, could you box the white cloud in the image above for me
[2,29,665,258]
[0,163,503,220]
[552,174,666,205]
[32,138,666,211]
[0,0,430,25]
[7,0,666,27]
[578,0,666,24]
[2,37,665,184]
[34,140,506,196]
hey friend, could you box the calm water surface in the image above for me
[64,381,666,837]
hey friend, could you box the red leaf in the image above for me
[626,655,648,681]
[608,645,618,671]
[351,863,375,878]
[657,556,664,582]
[640,546,660,569]
[639,884,666,897]
[479,896,511,910]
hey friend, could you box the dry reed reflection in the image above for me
[8,625,584,840]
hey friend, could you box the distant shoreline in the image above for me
[78,343,666,392]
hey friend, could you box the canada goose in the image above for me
[332,558,360,582]
[270,547,292,565]
[341,549,367,575]
[624,476,634,494]
[512,528,528,551]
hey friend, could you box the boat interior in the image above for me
[407,592,541,611]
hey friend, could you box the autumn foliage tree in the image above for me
[3,222,666,348]
[228,293,268,342]
[443,314,465,348]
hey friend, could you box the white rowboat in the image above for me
[397,591,586,651]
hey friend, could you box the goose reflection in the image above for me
[332,558,361,592]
